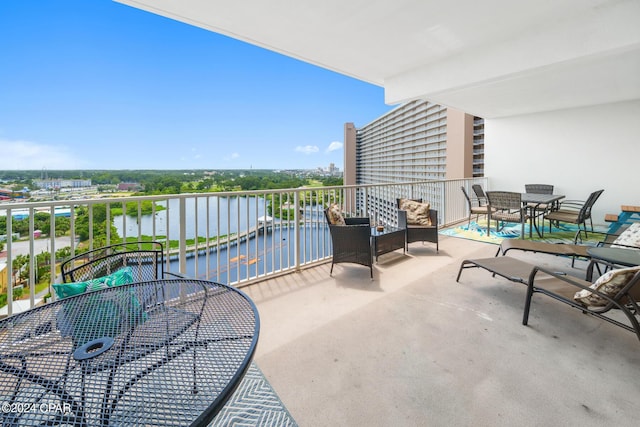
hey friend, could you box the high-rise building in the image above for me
[344,99,484,186]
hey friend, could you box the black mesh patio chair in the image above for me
[461,186,493,227]
[324,208,373,278]
[544,189,604,241]
[486,191,530,239]
[61,241,176,284]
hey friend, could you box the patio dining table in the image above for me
[0,278,259,427]
[521,192,565,238]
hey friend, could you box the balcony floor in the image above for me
[244,235,640,426]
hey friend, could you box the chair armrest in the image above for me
[398,210,408,228]
[469,197,484,207]
[556,199,585,212]
[345,217,370,226]
[529,266,586,290]
[430,209,438,227]
[529,262,628,310]
[330,223,370,234]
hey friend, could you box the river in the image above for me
[113,196,331,283]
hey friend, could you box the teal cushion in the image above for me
[54,267,146,347]
[53,267,135,299]
[52,281,88,299]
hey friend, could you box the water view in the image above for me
[114,195,332,284]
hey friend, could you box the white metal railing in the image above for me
[0,178,486,316]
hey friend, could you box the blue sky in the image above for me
[0,0,394,171]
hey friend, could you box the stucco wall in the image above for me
[484,100,640,228]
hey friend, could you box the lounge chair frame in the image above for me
[456,256,640,342]
[523,260,640,342]
[494,226,636,268]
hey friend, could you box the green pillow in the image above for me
[52,281,88,299]
[53,267,135,299]
[54,267,145,348]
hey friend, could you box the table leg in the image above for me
[529,204,544,238]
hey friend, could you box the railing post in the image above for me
[179,197,187,275]
[28,209,35,307]
[49,205,56,291]
[6,211,13,317]
[294,191,301,272]
[440,181,446,226]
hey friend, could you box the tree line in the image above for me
[1,169,343,195]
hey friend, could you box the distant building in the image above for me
[344,99,484,186]
[117,182,143,192]
[33,179,92,190]
[0,188,28,200]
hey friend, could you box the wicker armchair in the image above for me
[324,208,373,278]
[486,191,530,239]
[524,184,553,194]
[396,199,439,252]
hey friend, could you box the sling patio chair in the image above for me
[461,186,493,229]
[544,189,604,241]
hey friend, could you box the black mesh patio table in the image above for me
[0,279,259,426]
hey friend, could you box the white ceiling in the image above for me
[116,0,640,118]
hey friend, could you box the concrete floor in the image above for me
[244,235,640,427]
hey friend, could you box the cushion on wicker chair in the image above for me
[399,199,432,226]
[574,265,640,307]
[492,212,525,222]
[326,204,346,225]
[611,223,640,249]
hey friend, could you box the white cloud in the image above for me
[224,152,240,161]
[326,141,343,153]
[295,145,319,155]
[0,139,88,169]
